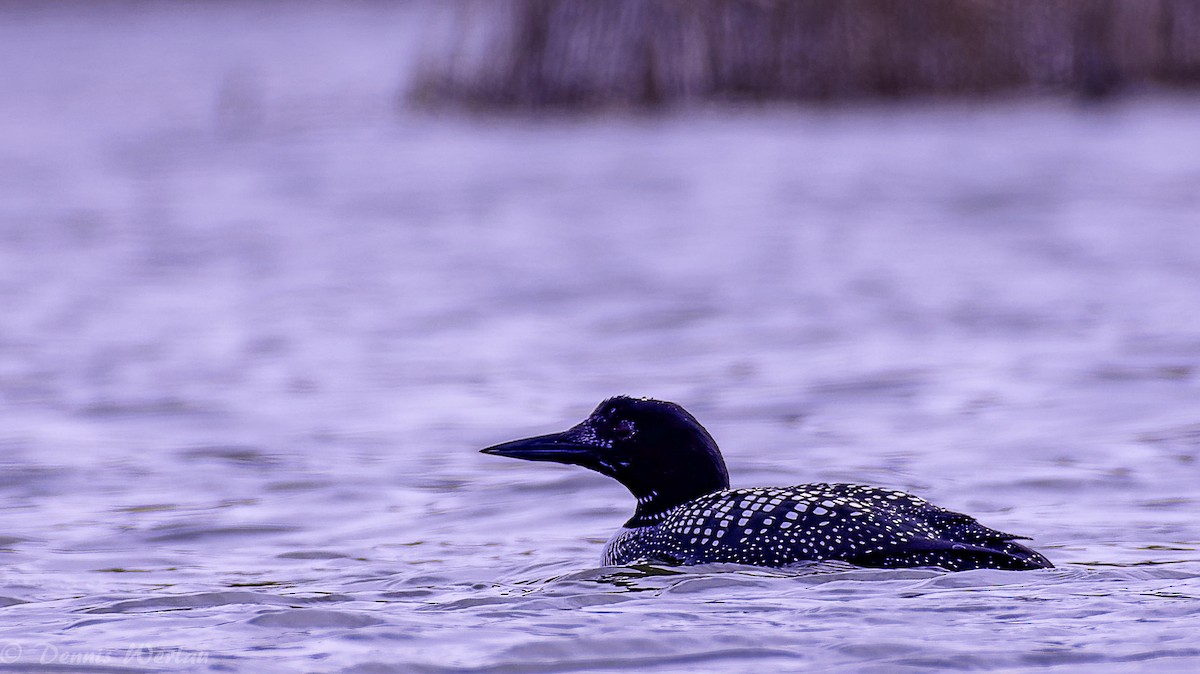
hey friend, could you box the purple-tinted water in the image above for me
[2,3,1199,672]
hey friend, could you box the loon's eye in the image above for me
[613,420,636,441]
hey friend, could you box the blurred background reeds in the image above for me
[413,0,1200,108]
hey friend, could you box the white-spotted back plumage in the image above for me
[603,483,1051,570]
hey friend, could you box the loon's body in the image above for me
[482,397,1052,571]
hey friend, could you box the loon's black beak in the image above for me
[480,432,599,466]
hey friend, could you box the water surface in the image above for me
[1,3,1199,672]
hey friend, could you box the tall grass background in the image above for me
[412,0,1200,108]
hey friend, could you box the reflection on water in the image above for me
[1,2,1200,673]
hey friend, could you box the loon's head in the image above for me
[481,396,730,524]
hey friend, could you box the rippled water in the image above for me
[2,3,1200,672]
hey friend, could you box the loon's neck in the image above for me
[612,431,732,528]
[624,478,729,528]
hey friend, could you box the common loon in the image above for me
[481,396,1052,571]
